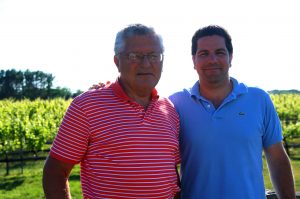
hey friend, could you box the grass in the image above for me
[263,143,300,191]
[264,158,300,191]
[0,156,299,198]
[0,161,82,199]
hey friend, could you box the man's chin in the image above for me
[137,79,158,89]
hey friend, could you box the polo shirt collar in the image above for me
[112,78,159,102]
[190,77,248,100]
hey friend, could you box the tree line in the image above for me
[0,69,82,100]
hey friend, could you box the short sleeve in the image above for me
[50,99,90,164]
[262,93,283,148]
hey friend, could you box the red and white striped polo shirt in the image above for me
[50,80,180,199]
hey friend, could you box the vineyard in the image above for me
[0,98,71,154]
[0,94,299,156]
[271,94,300,139]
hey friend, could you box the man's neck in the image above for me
[119,81,152,109]
[199,79,233,109]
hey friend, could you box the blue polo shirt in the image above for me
[169,77,282,199]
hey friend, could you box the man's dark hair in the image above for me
[191,25,233,55]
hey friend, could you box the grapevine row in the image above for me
[0,94,299,154]
[0,98,71,153]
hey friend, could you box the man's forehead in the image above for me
[125,34,159,42]
[196,35,226,50]
[124,35,161,51]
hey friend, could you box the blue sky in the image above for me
[1,0,299,96]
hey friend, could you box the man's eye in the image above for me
[149,54,158,59]
[216,50,226,55]
[197,52,207,57]
[128,54,138,60]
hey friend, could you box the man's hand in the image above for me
[89,81,111,90]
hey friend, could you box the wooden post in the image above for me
[5,151,9,175]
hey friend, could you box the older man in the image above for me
[43,24,180,199]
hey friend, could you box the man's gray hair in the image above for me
[114,24,164,54]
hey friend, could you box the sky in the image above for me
[0,0,299,96]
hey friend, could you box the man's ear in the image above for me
[114,55,120,72]
[192,55,196,69]
[229,54,233,67]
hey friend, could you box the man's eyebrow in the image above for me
[196,49,208,53]
[216,48,227,51]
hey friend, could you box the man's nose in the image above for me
[208,54,218,62]
[141,56,151,67]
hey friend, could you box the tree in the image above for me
[0,69,24,99]
[48,87,72,99]
[0,69,80,100]
[22,70,54,99]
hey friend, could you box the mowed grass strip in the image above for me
[0,157,299,198]
[0,161,82,199]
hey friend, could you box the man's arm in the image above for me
[264,142,296,199]
[43,155,75,199]
[174,164,181,199]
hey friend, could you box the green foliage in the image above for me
[0,98,71,153]
[269,89,300,94]
[0,93,299,156]
[0,69,82,100]
[270,94,300,139]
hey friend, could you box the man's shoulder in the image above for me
[238,86,273,105]
[232,78,269,98]
[157,96,177,109]
[155,96,180,122]
[246,86,269,97]
[169,89,190,102]
[72,86,113,106]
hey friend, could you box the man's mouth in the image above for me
[137,73,153,76]
[202,67,221,70]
